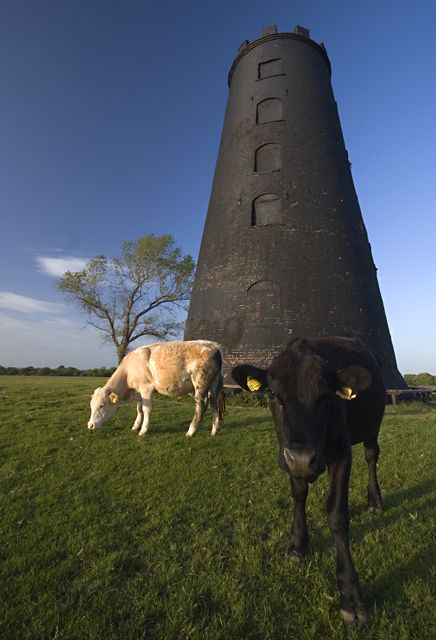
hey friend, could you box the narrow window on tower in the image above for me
[256,98,283,124]
[258,58,283,79]
[252,193,282,226]
[255,143,282,173]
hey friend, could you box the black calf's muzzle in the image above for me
[284,444,325,480]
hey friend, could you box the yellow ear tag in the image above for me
[247,376,262,392]
[109,392,119,404]
[336,387,357,401]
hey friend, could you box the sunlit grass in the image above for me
[1,377,435,639]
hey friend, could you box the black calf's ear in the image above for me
[336,365,372,400]
[231,365,268,392]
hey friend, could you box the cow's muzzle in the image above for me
[87,423,96,430]
[284,444,325,480]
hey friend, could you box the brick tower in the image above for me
[184,25,406,389]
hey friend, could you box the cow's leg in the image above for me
[326,448,368,626]
[131,401,143,431]
[286,476,309,560]
[209,373,223,437]
[185,390,208,437]
[138,386,154,435]
[363,437,382,513]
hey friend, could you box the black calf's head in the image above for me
[232,350,371,482]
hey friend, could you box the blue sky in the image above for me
[0,0,435,372]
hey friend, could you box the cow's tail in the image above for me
[212,346,225,423]
[217,372,225,422]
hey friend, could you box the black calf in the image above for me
[232,336,386,626]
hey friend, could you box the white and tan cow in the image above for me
[87,340,224,437]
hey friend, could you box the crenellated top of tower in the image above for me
[228,24,331,86]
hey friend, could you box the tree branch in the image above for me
[55,233,194,361]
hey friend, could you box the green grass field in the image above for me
[1,376,435,640]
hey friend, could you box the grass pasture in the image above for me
[1,376,435,640]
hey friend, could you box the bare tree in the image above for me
[56,234,195,363]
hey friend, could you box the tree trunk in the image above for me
[116,344,128,364]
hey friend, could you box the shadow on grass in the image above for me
[349,475,436,523]
[225,415,272,431]
[272,475,436,631]
[347,475,436,619]
[368,542,435,606]
[131,414,272,436]
[383,475,436,510]
[273,475,436,577]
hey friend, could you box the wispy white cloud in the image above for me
[36,255,88,277]
[0,291,64,314]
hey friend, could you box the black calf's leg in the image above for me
[364,438,382,513]
[286,476,309,560]
[326,451,368,626]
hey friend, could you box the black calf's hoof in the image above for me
[341,606,369,627]
[369,505,383,514]
[285,548,304,562]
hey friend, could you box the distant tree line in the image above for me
[404,373,436,388]
[2,365,435,386]
[0,365,116,377]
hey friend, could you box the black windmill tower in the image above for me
[184,25,406,389]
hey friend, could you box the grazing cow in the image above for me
[88,340,225,437]
[231,336,385,626]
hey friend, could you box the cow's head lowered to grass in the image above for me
[88,387,120,430]
[232,338,372,482]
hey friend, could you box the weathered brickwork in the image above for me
[184,25,406,389]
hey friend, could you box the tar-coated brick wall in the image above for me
[185,29,406,389]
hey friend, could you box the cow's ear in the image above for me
[231,365,268,392]
[335,365,372,400]
[109,392,119,405]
